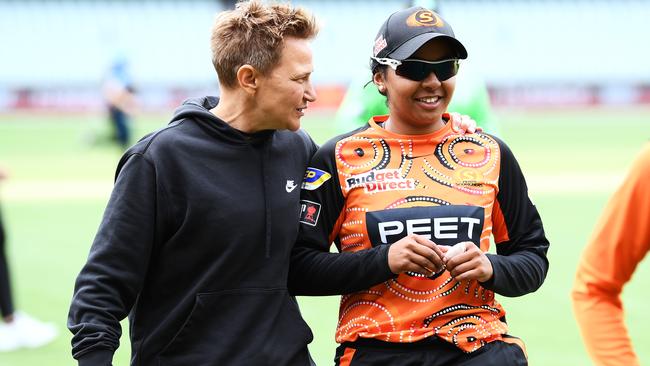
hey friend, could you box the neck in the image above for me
[211,89,262,133]
[384,117,446,135]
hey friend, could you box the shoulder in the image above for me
[635,143,650,170]
[322,125,372,152]
[477,132,515,161]
[627,143,650,184]
[117,119,190,172]
[307,125,371,170]
[127,119,191,156]
[274,128,318,158]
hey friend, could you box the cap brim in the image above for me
[389,33,468,60]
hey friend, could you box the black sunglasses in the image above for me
[372,57,460,82]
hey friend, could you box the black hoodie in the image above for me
[68,97,318,366]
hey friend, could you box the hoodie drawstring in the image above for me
[261,139,273,258]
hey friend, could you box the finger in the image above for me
[408,244,444,272]
[443,242,467,262]
[448,259,480,280]
[446,248,477,270]
[447,112,460,132]
[463,116,476,134]
[411,236,445,269]
[450,253,487,277]
[453,268,482,282]
[404,254,439,276]
[410,235,443,256]
[448,258,472,275]
[389,240,440,274]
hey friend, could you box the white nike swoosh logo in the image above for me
[286,184,298,192]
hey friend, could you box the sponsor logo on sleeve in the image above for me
[366,205,484,247]
[301,167,332,191]
[299,200,321,226]
[345,169,415,193]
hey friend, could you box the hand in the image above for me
[446,112,482,134]
[443,241,493,282]
[387,235,445,276]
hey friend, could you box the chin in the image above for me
[286,119,301,131]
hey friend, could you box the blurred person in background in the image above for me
[335,0,499,136]
[572,143,650,366]
[0,165,58,352]
[289,6,548,365]
[91,55,137,150]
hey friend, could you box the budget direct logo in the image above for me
[345,169,415,193]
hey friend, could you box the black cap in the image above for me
[371,6,467,71]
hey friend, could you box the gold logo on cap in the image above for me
[406,10,444,27]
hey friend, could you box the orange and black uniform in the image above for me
[572,144,650,366]
[290,116,549,365]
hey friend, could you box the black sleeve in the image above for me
[67,153,157,365]
[480,136,550,297]
[288,137,395,296]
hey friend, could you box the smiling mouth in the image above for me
[415,96,441,104]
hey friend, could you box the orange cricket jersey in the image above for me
[295,116,549,353]
[572,143,650,366]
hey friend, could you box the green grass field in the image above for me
[1,107,649,365]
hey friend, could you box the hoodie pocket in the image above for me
[158,288,313,366]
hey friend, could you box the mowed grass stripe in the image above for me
[0,171,628,202]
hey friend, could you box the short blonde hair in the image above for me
[210,1,319,88]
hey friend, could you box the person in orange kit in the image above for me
[572,143,650,366]
[289,6,549,365]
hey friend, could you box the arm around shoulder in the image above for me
[288,139,395,296]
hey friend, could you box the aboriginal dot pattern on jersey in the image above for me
[385,195,451,210]
[330,122,507,352]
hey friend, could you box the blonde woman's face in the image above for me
[255,37,317,132]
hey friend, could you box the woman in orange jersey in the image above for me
[572,144,650,366]
[289,5,549,366]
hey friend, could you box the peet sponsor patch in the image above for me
[299,200,321,226]
[366,205,484,247]
[301,167,332,190]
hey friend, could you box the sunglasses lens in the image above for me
[395,60,459,81]
[434,60,459,81]
[395,62,428,81]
